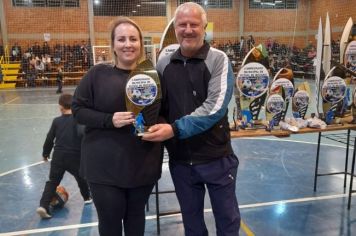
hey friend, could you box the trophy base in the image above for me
[136,129,150,137]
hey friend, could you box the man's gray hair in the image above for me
[173,2,208,27]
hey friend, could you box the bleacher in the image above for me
[0,59,85,88]
[16,71,85,87]
[0,62,20,88]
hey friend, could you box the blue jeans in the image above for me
[169,154,240,236]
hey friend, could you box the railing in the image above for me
[0,45,10,65]
[4,45,9,64]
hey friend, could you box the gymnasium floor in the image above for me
[1,85,356,236]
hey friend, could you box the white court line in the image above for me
[0,116,55,121]
[0,161,45,177]
[157,193,356,218]
[0,222,98,236]
[0,138,350,178]
[3,96,19,105]
[0,87,75,92]
[0,139,353,234]
[3,103,58,106]
[1,193,354,236]
[240,137,353,149]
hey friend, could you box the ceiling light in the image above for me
[262,2,275,6]
[140,1,165,5]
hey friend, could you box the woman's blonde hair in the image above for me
[109,16,144,66]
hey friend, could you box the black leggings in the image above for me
[89,182,154,236]
[40,154,90,208]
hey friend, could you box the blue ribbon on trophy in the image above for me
[125,60,161,136]
[265,93,285,131]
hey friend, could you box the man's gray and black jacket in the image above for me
[157,42,235,164]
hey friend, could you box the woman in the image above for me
[72,17,162,236]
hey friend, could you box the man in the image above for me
[143,2,240,235]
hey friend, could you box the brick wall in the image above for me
[1,0,355,50]
[309,0,356,42]
[3,0,89,46]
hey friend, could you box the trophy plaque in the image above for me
[270,73,294,122]
[352,87,356,123]
[266,94,285,113]
[158,18,180,62]
[344,24,356,123]
[236,61,269,126]
[265,93,286,130]
[344,40,356,80]
[125,59,161,136]
[321,75,346,124]
[292,90,310,119]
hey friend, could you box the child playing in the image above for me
[56,67,63,94]
[37,93,91,219]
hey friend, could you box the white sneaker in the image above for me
[36,206,52,219]
[84,198,93,204]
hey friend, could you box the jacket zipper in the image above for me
[182,59,191,164]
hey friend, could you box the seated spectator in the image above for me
[53,48,61,65]
[272,40,280,54]
[269,57,277,74]
[64,52,74,71]
[308,47,316,59]
[27,65,37,87]
[239,36,246,58]
[26,44,33,57]
[247,35,255,51]
[73,41,81,61]
[29,55,37,68]
[210,40,218,49]
[80,41,90,70]
[35,59,46,85]
[226,46,235,58]
[42,54,52,72]
[32,42,41,58]
[42,41,51,56]
[64,43,71,56]
[11,42,22,61]
[266,37,273,52]
[280,44,288,56]
[20,54,30,77]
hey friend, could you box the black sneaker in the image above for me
[36,206,52,219]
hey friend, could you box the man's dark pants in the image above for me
[169,154,241,236]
